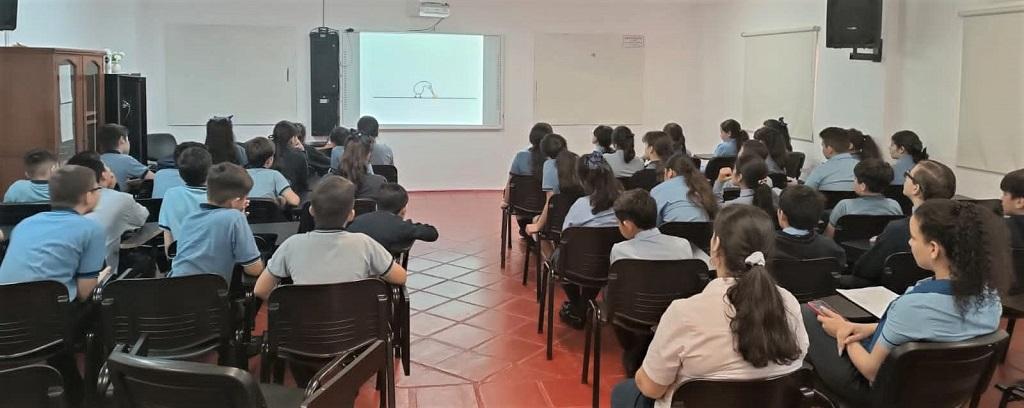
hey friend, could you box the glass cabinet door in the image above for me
[57,60,77,163]
[85,61,101,149]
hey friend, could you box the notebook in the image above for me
[837,287,899,318]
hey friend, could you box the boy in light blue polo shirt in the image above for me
[244,137,300,207]
[826,158,904,237]
[804,127,860,191]
[98,124,153,191]
[159,146,212,250]
[3,148,56,203]
[153,142,205,198]
[170,163,263,282]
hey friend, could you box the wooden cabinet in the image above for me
[0,47,105,189]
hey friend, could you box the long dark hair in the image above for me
[612,126,637,163]
[914,199,1011,313]
[736,157,776,217]
[577,154,622,214]
[891,130,929,163]
[714,205,802,368]
[721,119,749,147]
[529,122,553,179]
[763,118,793,151]
[848,128,881,160]
[663,123,688,155]
[593,125,614,153]
[754,127,789,170]
[665,153,719,219]
[205,117,238,165]
[271,120,300,161]
[337,135,373,187]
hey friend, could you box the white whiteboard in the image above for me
[165,24,298,126]
[957,9,1024,174]
[534,33,644,125]
[742,28,819,143]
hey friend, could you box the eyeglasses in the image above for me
[89,186,103,193]
[904,171,918,185]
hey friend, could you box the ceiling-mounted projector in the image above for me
[417,1,450,18]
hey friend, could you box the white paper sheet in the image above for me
[837,287,899,318]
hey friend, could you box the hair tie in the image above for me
[744,251,766,267]
[583,153,606,170]
[758,177,770,186]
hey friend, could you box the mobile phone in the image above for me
[807,300,834,316]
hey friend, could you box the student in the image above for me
[254,176,408,301]
[736,140,779,176]
[158,146,213,249]
[293,122,331,177]
[4,148,56,203]
[609,189,704,376]
[844,160,957,288]
[713,119,749,158]
[804,199,1009,406]
[593,125,615,154]
[525,134,582,234]
[775,185,847,266]
[271,120,312,195]
[763,117,793,152]
[205,116,247,166]
[611,205,807,408]
[753,127,789,175]
[825,159,903,237]
[328,126,353,172]
[98,124,154,190]
[169,163,263,282]
[848,128,882,161]
[1001,169,1024,248]
[662,123,690,157]
[803,127,859,191]
[358,116,395,166]
[347,182,439,253]
[506,123,552,237]
[68,152,148,273]
[889,130,929,185]
[153,142,205,199]
[559,154,623,328]
[650,153,718,224]
[604,126,645,178]
[641,131,674,172]
[336,135,388,199]
[244,137,300,207]
[714,156,777,217]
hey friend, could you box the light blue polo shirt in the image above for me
[0,209,106,299]
[803,152,859,191]
[713,179,781,208]
[152,169,185,199]
[370,141,394,166]
[246,168,292,200]
[101,152,150,191]
[542,159,560,194]
[712,139,738,157]
[509,149,534,176]
[158,185,208,237]
[329,146,375,175]
[563,196,619,230]
[169,204,261,282]
[609,229,697,265]
[650,176,712,225]
[890,155,915,185]
[828,195,904,227]
[3,180,50,203]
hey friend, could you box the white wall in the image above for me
[5,0,138,64]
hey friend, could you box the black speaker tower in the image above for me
[0,0,16,31]
[105,74,148,163]
[310,27,340,137]
[826,0,883,62]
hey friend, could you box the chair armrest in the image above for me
[304,339,379,399]
[996,383,1024,400]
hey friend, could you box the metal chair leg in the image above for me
[582,307,593,384]
[546,272,556,360]
[592,317,602,408]
[538,262,547,333]
[500,210,508,268]
[1003,317,1016,363]
[522,239,531,286]
[535,241,544,301]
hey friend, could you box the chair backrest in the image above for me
[147,133,178,162]
[541,193,584,238]
[881,252,934,294]
[0,364,64,408]
[606,259,707,327]
[107,348,269,408]
[371,165,398,183]
[0,203,51,227]
[98,275,232,354]
[353,198,377,217]
[671,369,820,408]
[883,185,913,216]
[266,279,390,359]
[785,152,806,179]
[507,175,545,215]
[704,157,736,181]
[955,198,1003,216]
[659,222,713,254]
[557,227,625,284]
[628,169,660,191]
[136,198,162,223]
[768,173,789,189]
[833,214,905,243]
[770,258,841,303]
[1009,249,1024,296]
[820,191,858,209]
[132,179,154,199]
[303,340,387,408]
[871,330,1008,408]
[0,280,69,360]
[247,198,287,223]
[617,177,635,191]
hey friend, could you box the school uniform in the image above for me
[775,227,847,266]
[246,168,293,200]
[169,204,261,282]
[713,180,781,208]
[274,148,311,194]
[828,195,904,227]
[329,146,376,175]
[3,180,50,203]
[267,229,395,284]
[803,278,1001,406]
[803,153,859,191]
[542,159,561,194]
[101,152,150,191]
[594,145,614,155]
[355,174,388,199]
[152,169,185,199]
[158,185,208,238]
[844,217,910,288]
[766,156,785,175]
[0,209,106,299]
[509,149,534,176]
[890,154,915,185]
[603,150,645,178]
[1008,215,1024,249]
[563,196,619,229]
[225,143,249,167]
[86,188,149,272]
[346,210,439,254]
[370,139,395,166]
[303,144,331,176]
[712,139,738,157]
[650,176,712,225]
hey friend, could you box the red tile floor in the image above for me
[250,191,1024,408]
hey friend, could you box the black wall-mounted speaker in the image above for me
[310,27,340,137]
[0,0,17,31]
[826,0,883,48]
[105,74,148,163]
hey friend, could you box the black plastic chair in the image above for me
[672,368,832,408]
[997,250,1024,363]
[832,214,905,244]
[354,198,377,217]
[371,165,398,184]
[617,177,635,191]
[531,192,582,304]
[386,243,413,377]
[820,191,858,210]
[582,259,707,408]
[704,156,736,181]
[955,198,1003,216]
[0,280,70,367]
[539,227,625,359]
[769,172,789,189]
[659,222,713,254]
[883,185,913,216]
[785,152,806,179]
[135,198,162,223]
[771,258,842,303]
[303,339,392,408]
[0,202,51,227]
[500,175,545,268]
[146,133,178,163]
[248,198,290,224]
[0,364,65,408]
[880,252,934,294]
[628,169,659,191]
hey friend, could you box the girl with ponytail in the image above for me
[525,134,582,235]
[889,130,929,185]
[504,122,553,238]
[763,117,793,152]
[847,128,881,161]
[713,119,749,158]
[611,205,807,407]
[714,155,777,218]
[604,126,645,178]
[650,152,718,225]
[662,123,690,157]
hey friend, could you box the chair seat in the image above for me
[1003,294,1024,316]
[259,383,306,408]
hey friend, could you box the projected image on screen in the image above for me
[359,33,484,125]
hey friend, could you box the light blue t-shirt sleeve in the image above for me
[330,146,343,170]
[563,198,589,230]
[124,156,150,178]
[803,164,826,190]
[542,159,558,192]
[77,222,108,278]
[231,215,262,266]
[273,170,291,195]
[877,296,920,350]
[829,200,849,226]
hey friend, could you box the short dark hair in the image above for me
[357,116,379,137]
[329,126,352,146]
[178,146,213,186]
[375,183,409,214]
[206,163,253,203]
[66,151,105,183]
[1001,169,1024,199]
[244,137,276,167]
[911,160,956,200]
[854,158,894,194]
[819,127,851,153]
[23,148,57,178]
[779,185,825,230]
[311,175,356,228]
[50,165,97,209]
[613,189,657,230]
[174,142,206,166]
[97,124,128,152]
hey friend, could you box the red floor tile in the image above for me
[434,352,513,382]
[478,381,553,408]
[473,336,546,364]
[497,297,544,319]
[432,324,498,350]
[454,271,507,288]
[414,384,479,408]
[395,363,471,388]
[460,288,518,308]
[410,338,465,366]
[463,310,532,332]
[409,313,457,337]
